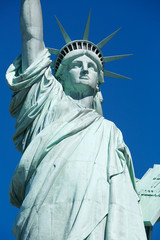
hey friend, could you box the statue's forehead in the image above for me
[71,54,97,65]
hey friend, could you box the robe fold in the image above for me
[6,48,147,240]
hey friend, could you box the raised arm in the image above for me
[20,0,45,72]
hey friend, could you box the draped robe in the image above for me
[6,49,147,240]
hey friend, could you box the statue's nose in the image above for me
[81,62,89,74]
[82,69,89,74]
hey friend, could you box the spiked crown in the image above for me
[48,11,131,80]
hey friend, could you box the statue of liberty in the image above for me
[6,0,147,239]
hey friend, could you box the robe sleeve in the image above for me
[6,48,64,152]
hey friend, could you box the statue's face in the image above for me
[63,55,98,97]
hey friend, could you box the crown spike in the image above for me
[97,28,121,49]
[55,16,71,44]
[82,10,91,40]
[103,54,133,63]
[104,70,131,79]
[48,47,59,55]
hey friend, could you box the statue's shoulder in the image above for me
[103,118,124,145]
[103,118,120,132]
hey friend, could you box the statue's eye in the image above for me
[88,63,97,72]
[69,62,82,69]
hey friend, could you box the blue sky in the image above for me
[1,0,160,239]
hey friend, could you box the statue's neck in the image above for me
[64,89,95,109]
[73,95,94,109]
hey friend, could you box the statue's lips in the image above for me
[79,76,89,80]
